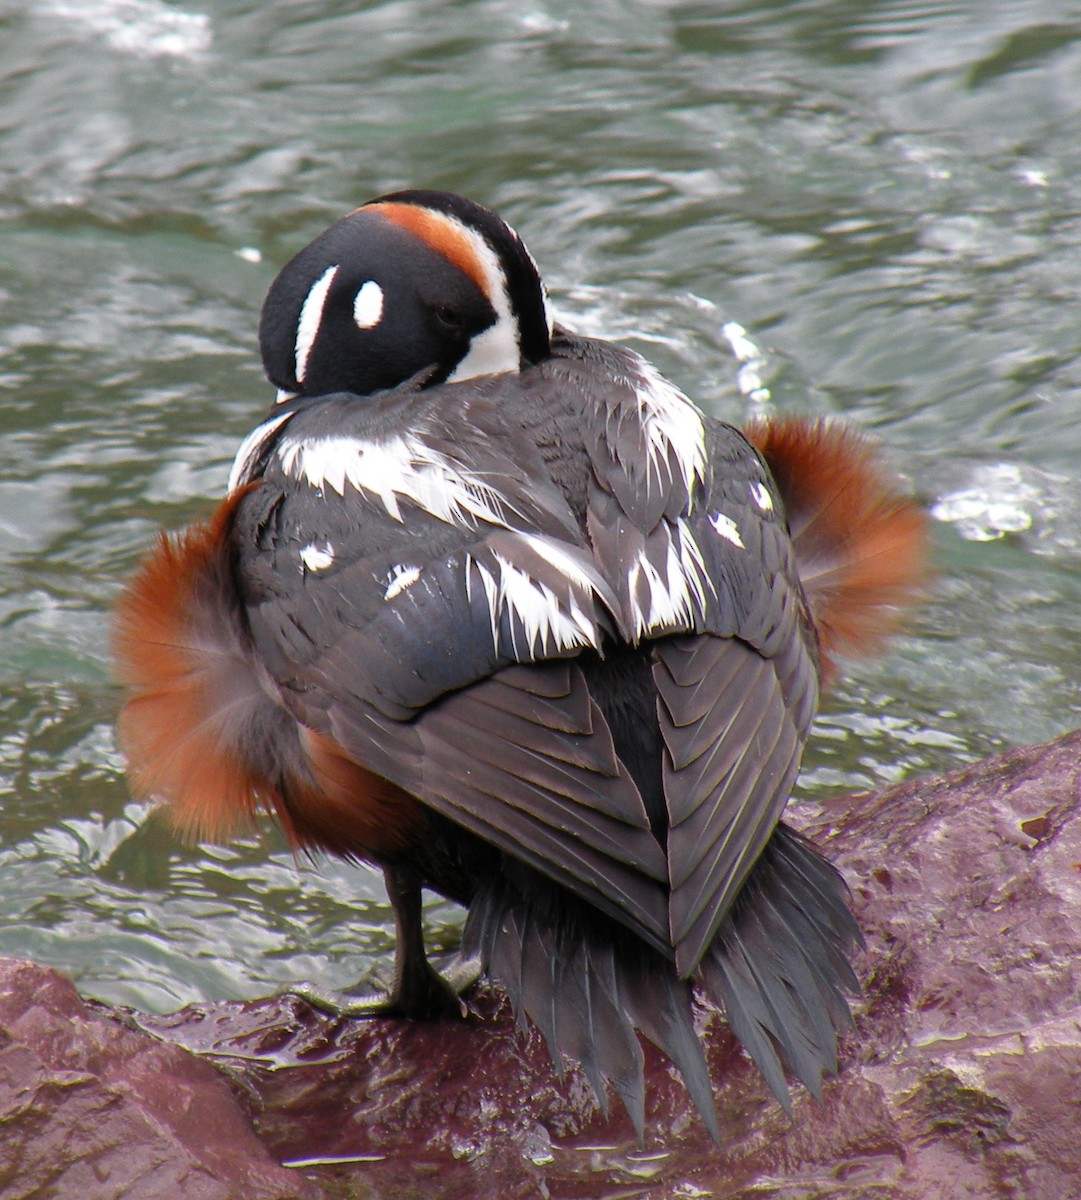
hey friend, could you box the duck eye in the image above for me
[434,305,466,331]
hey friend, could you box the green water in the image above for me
[1,0,1079,1013]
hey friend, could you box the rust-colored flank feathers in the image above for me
[114,489,423,857]
[286,726,424,861]
[113,490,260,844]
[744,415,928,686]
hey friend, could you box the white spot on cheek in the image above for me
[353,280,384,330]
[384,563,422,600]
[709,512,745,548]
[299,542,335,571]
[295,264,339,384]
[750,481,773,511]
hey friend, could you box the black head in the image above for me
[259,190,553,399]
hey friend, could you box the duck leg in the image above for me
[288,863,478,1019]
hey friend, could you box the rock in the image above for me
[0,959,318,1200]
[798,726,1081,1200]
[4,730,1080,1198]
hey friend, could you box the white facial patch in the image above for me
[750,481,773,511]
[709,511,745,548]
[626,519,715,640]
[294,264,339,385]
[425,212,521,383]
[278,431,514,527]
[299,541,335,572]
[353,280,384,330]
[448,318,521,383]
[629,356,708,499]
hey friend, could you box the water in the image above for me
[1,0,1079,1020]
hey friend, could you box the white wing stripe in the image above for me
[627,520,714,639]
[631,357,708,498]
[467,539,607,659]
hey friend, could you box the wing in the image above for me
[656,427,819,977]
[233,383,671,952]
[569,334,820,977]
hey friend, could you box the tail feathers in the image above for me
[743,414,928,685]
[698,822,861,1115]
[465,872,720,1142]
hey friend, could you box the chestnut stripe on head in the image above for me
[364,197,538,379]
[366,202,495,302]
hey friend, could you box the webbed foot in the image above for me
[287,952,480,1020]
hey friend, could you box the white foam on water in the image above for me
[48,0,211,59]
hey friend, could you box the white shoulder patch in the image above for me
[709,511,745,548]
[299,541,335,572]
[384,563,422,600]
[228,411,294,493]
[277,430,514,528]
[750,481,773,511]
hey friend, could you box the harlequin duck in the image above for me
[115,190,926,1138]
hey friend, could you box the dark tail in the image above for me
[698,822,862,1115]
[463,863,722,1142]
[464,824,860,1140]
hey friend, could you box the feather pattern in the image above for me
[464,867,719,1142]
[219,349,850,1129]
[698,823,862,1113]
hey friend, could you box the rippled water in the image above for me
[2,0,1080,1019]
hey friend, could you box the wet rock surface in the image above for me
[0,959,318,1200]
[3,730,1080,1199]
